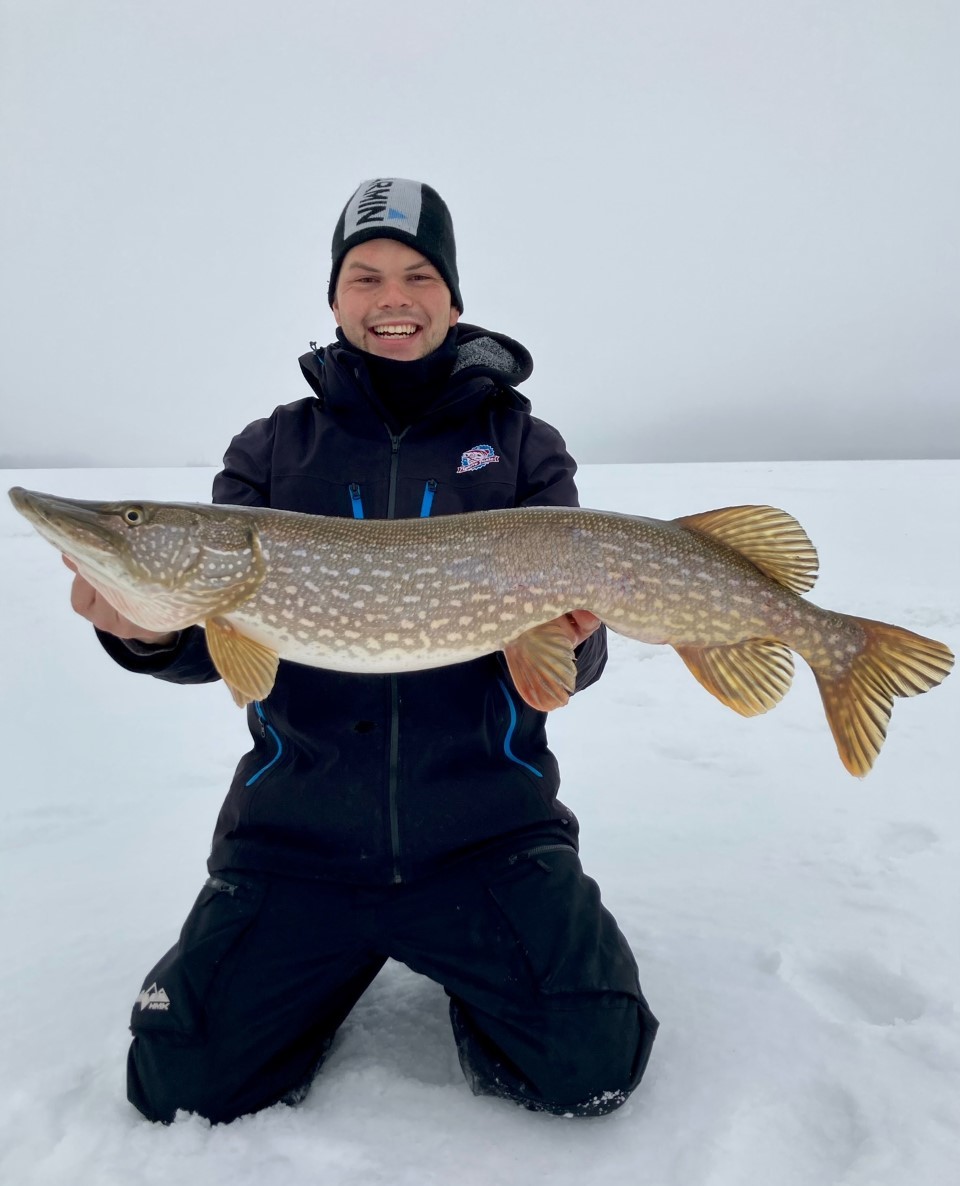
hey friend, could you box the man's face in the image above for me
[332,238,460,361]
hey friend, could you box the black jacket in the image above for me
[100,324,607,884]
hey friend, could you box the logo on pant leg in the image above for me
[136,982,171,1012]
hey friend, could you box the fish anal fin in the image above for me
[675,506,819,595]
[504,621,577,712]
[675,639,795,717]
[204,616,280,708]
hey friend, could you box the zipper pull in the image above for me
[420,479,437,518]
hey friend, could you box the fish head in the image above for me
[8,487,265,631]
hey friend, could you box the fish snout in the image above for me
[8,486,45,520]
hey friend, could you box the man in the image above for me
[69,179,659,1123]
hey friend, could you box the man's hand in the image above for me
[553,610,602,647]
[62,556,177,645]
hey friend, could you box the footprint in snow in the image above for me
[877,821,939,859]
[779,950,929,1026]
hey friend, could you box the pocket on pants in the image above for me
[130,874,267,1041]
[487,848,641,1000]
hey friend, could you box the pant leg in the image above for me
[127,872,385,1124]
[386,846,658,1117]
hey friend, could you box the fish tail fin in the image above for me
[812,617,954,777]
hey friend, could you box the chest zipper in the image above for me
[386,431,409,883]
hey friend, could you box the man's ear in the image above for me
[449,306,460,327]
[331,300,342,327]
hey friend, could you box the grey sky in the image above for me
[1,0,958,467]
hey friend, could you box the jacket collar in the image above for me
[298,322,534,431]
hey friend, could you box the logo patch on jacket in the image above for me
[136,982,171,1012]
[457,444,501,474]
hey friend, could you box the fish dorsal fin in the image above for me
[675,505,819,595]
[503,621,578,712]
[675,640,796,717]
[204,616,280,708]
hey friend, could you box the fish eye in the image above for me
[122,506,145,525]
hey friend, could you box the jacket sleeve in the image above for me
[95,413,277,684]
[514,415,608,693]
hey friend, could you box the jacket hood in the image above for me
[299,322,534,406]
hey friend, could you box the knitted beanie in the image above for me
[327,178,463,311]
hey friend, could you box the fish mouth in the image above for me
[8,487,128,561]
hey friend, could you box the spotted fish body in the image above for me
[230,507,831,671]
[9,487,953,776]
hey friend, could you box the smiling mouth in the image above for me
[370,324,421,339]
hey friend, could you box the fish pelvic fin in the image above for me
[811,617,954,777]
[204,616,280,708]
[504,621,578,712]
[675,506,819,595]
[675,640,795,717]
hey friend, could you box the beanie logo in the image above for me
[457,444,501,474]
[345,178,423,235]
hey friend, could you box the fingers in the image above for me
[69,570,119,632]
[563,610,602,647]
[69,570,96,619]
[65,564,123,633]
[63,557,100,625]
[544,610,602,648]
[63,559,175,643]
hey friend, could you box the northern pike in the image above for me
[9,486,953,776]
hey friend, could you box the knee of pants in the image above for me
[127,1033,236,1125]
[451,994,659,1118]
[127,1025,333,1126]
[556,997,659,1117]
[128,1035,198,1124]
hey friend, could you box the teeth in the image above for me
[373,325,418,337]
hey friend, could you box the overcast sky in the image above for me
[1,0,958,468]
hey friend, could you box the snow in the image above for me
[1,459,958,1186]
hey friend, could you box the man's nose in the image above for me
[377,277,411,306]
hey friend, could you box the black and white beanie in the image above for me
[327,178,463,312]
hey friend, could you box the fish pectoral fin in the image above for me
[503,621,577,712]
[204,616,280,708]
[675,639,795,717]
[675,506,819,595]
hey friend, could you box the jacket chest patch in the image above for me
[457,444,501,474]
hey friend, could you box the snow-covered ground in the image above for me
[1,460,957,1186]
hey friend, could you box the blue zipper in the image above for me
[496,679,543,778]
[420,479,437,518]
[245,701,284,787]
[348,483,364,519]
